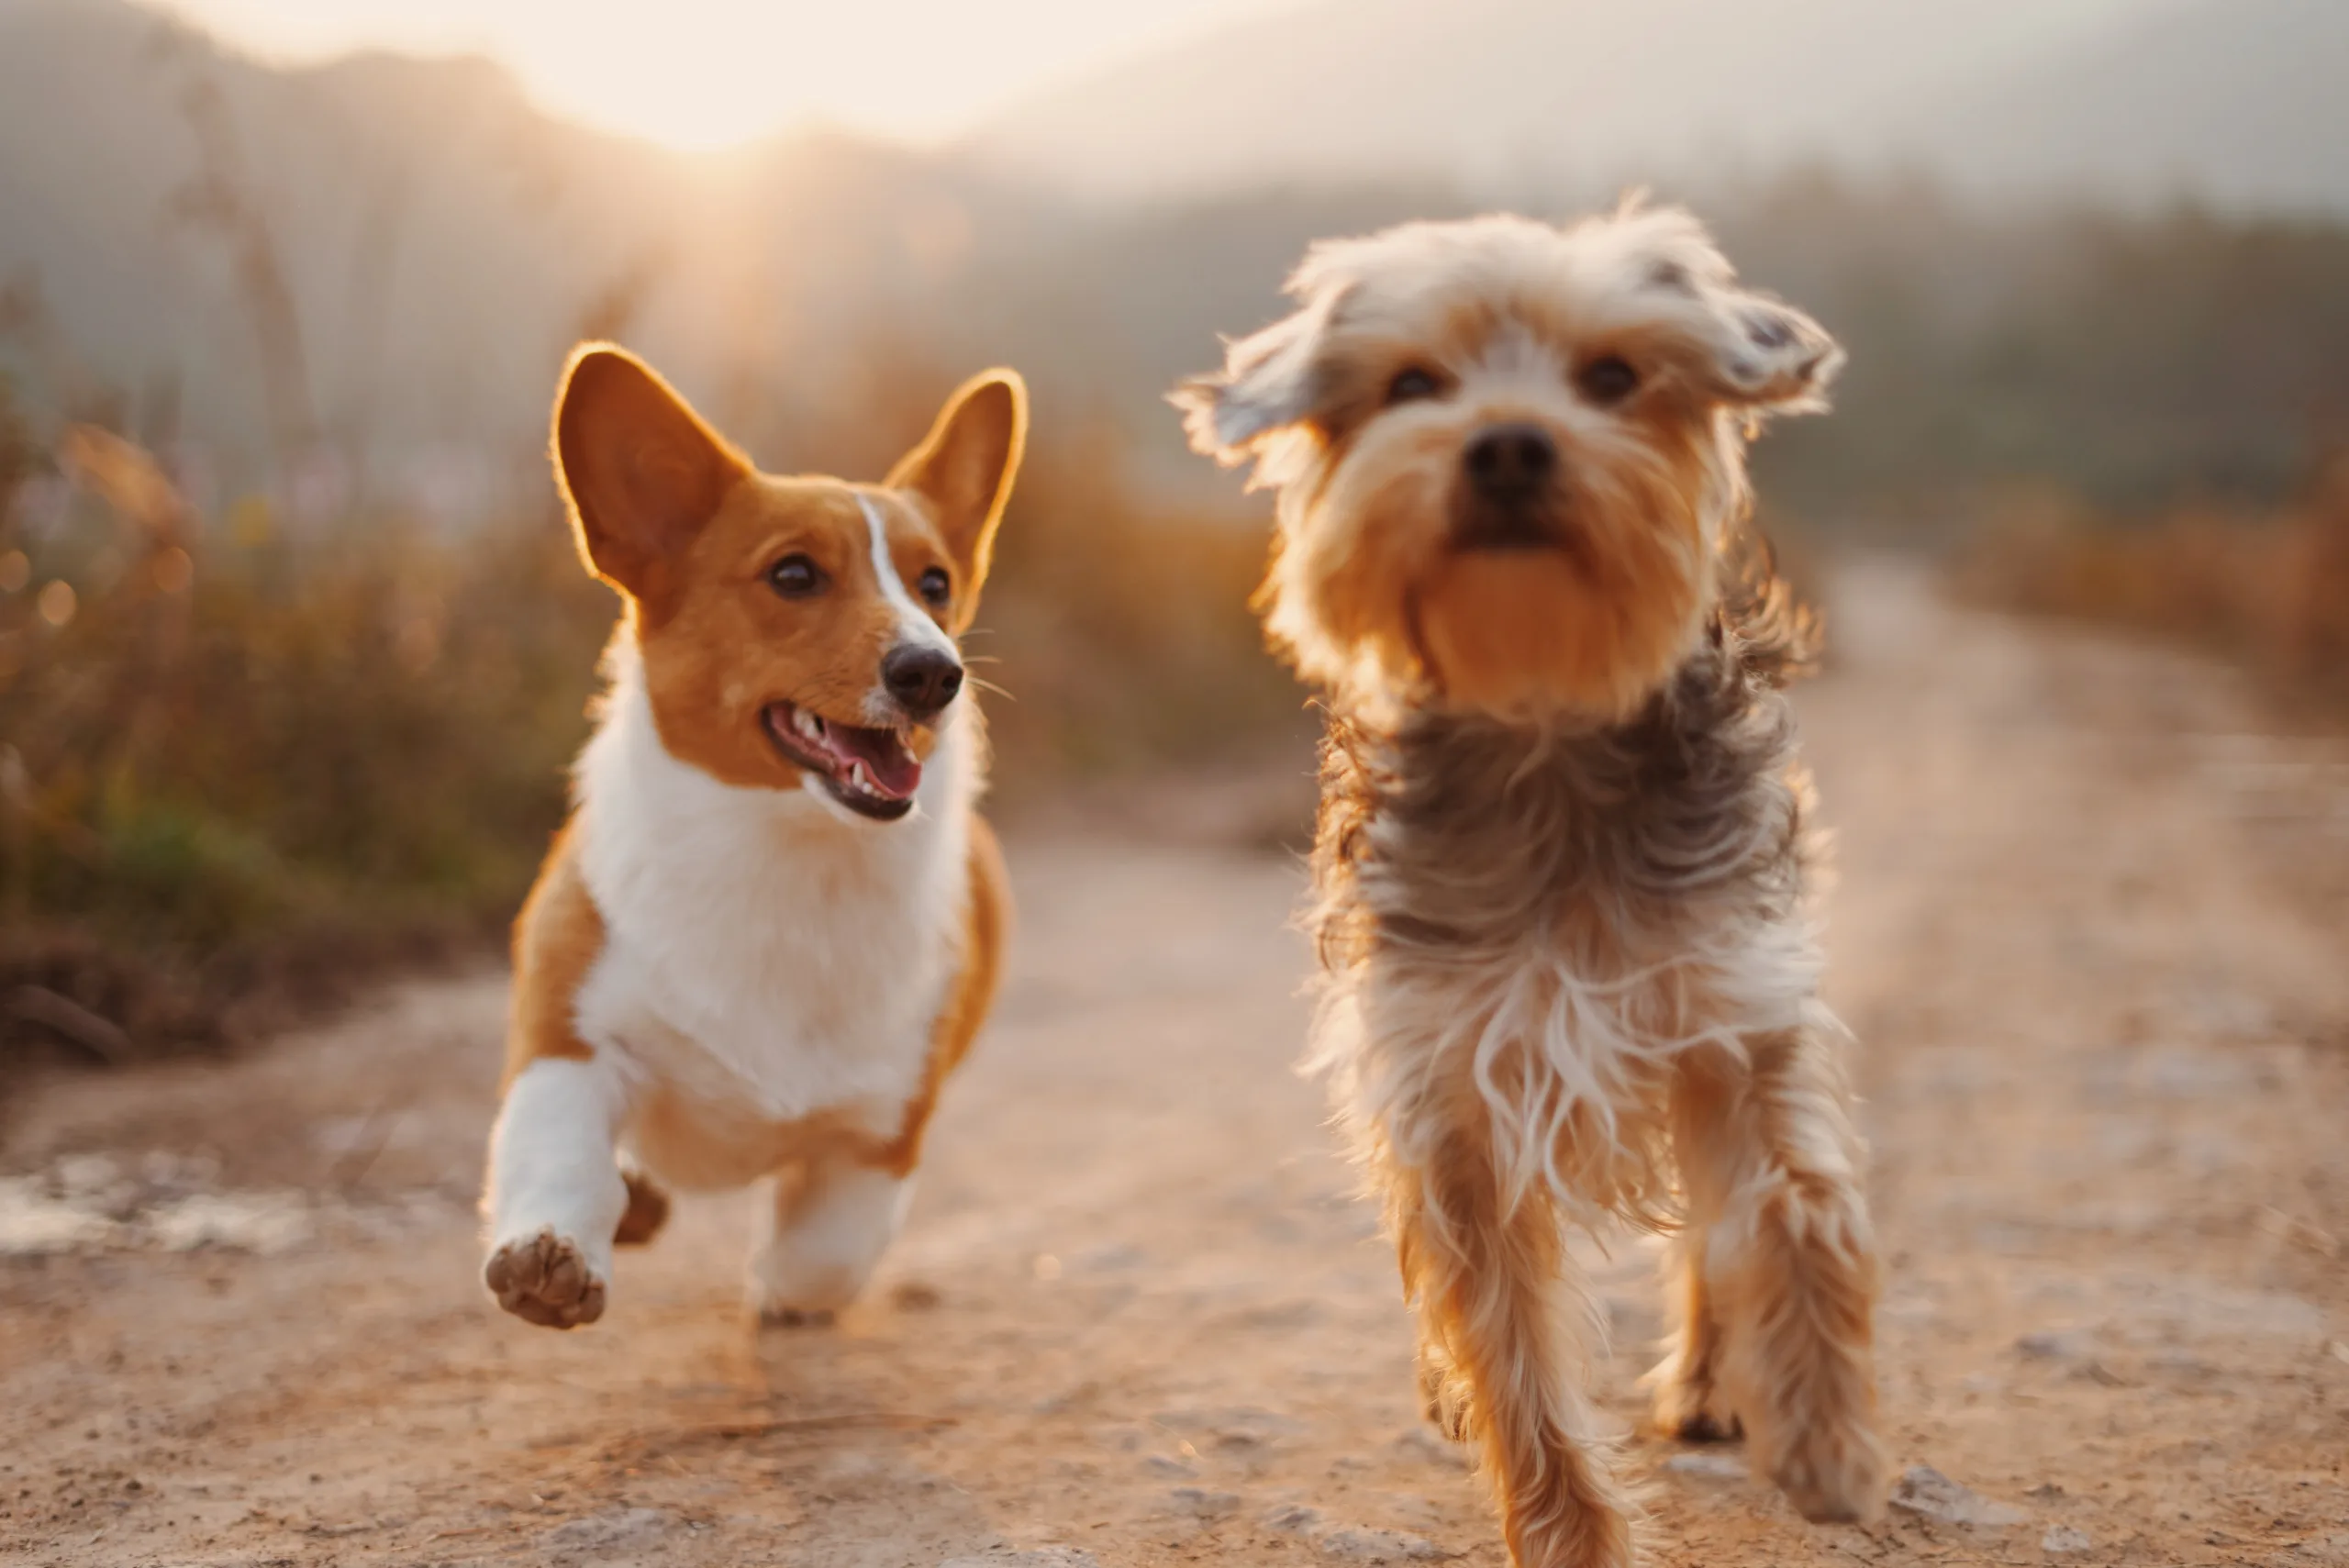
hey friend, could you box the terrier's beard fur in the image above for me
[1177,201,1838,724]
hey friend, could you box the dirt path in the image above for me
[5,562,2346,1568]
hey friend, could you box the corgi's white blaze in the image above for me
[484,1053,631,1285]
[858,493,959,728]
[567,637,976,1190]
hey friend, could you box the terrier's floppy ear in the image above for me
[551,343,751,601]
[1171,286,1343,467]
[1599,203,1843,416]
[886,369,1027,600]
[1688,289,1843,413]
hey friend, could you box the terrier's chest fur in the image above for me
[1307,606,1826,1222]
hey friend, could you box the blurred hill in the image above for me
[972,0,2349,215]
[0,0,1065,504]
[6,0,2349,1063]
[1898,0,2349,216]
[1,0,663,491]
[1,0,2346,519]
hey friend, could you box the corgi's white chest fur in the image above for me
[570,641,974,1184]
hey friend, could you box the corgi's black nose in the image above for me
[882,644,963,718]
[1464,423,1557,500]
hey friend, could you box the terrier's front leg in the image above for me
[1388,1129,1633,1568]
[1647,1224,1741,1443]
[750,1158,912,1326]
[484,1054,630,1329]
[1673,1026,1887,1523]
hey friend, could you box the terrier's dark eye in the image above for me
[1577,356,1640,406]
[1386,367,1442,405]
[768,553,826,598]
[917,566,952,607]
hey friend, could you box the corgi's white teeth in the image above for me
[762,701,920,811]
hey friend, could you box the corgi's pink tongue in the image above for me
[825,725,922,800]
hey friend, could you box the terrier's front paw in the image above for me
[1766,1419,1888,1524]
[1416,1346,1475,1442]
[1672,1408,1743,1444]
[484,1229,607,1329]
[1650,1366,1742,1444]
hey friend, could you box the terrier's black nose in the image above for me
[1464,423,1557,500]
[882,644,963,718]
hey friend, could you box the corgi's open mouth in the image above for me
[763,702,921,821]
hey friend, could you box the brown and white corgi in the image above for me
[481,344,1023,1329]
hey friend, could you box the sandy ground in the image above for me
[4,562,2346,1568]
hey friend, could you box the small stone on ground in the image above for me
[1316,1525,1445,1562]
[1888,1465,2029,1528]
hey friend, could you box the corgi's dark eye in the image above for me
[917,566,952,607]
[1577,356,1640,406]
[768,553,826,598]
[1386,367,1442,405]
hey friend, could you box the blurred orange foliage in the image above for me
[1957,457,2349,710]
[0,364,1296,1065]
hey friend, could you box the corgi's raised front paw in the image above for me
[485,1229,607,1329]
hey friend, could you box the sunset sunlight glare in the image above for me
[152,0,1286,150]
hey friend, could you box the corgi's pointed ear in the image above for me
[886,368,1027,595]
[551,343,751,601]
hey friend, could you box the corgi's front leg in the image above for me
[484,1052,630,1329]
[750,1158,913,1326]
[486,826,631,1329]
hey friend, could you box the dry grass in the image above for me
[1954,458,2349,713]
[1,436,613,1070]
[0,369,1297,1075]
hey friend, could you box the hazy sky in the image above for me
[150,0,1296,150]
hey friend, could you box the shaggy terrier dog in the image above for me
[1174,204,1887,1566]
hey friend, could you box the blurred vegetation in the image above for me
[1955,456,2349,714]
[8,18,2349,1076]
[1711,183,2349,520]
[0,360,1294,1075]
[0,381,601,1067]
